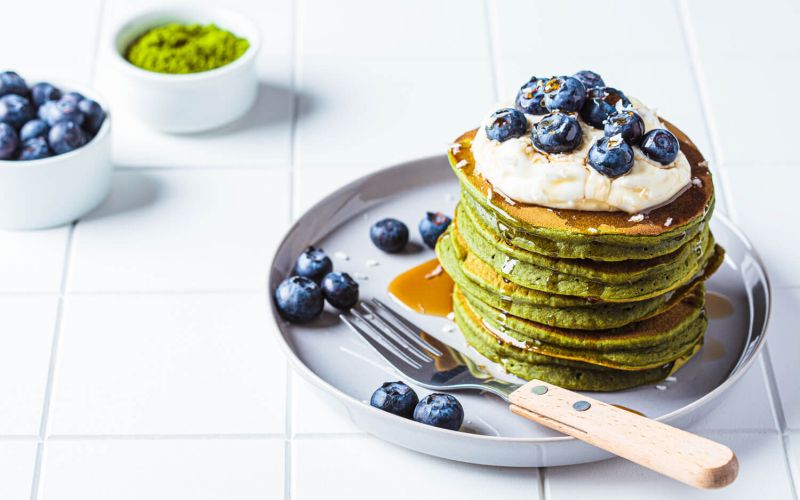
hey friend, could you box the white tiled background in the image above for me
[1,0,798,498]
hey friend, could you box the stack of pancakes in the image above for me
[436,126,723,391]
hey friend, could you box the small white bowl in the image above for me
[109,5,260,133]
[0,83,112,230]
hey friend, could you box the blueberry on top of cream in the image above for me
[515,76,549,115]
[640,129,680,165]
[485,108,527,142]
[532,112,582,153]
[543,76,587,113]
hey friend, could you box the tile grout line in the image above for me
[538,467,547,500]
[483,0,500,101]
[29,220,77,500]
[673,0,736,219]
[285,0,302,498]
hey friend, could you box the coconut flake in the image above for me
[587,227,598,234]
[365,259,379,268]
[628,213,645,222]
[692,177,703,188]
[334,251,350,261]
[664,217,673,227]
[655,384,667,391]
[455,160,468,169]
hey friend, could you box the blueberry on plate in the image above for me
[580,87,630,129]
[0,94,35,129]
[274,275,324,324]
[515,76,548,115]
[485,108,527,142]
[604,111,644,143]
[293,246,333,283]
[29,82,61,107]
[78,99,106,135]
[419,212,452,249]
[17,137,51,161]
[0,71,28,97]
[572,70,605,90]
[19,119,49,142]
[370,218,409,253]
[321,272,359,310]
[370,381,419,419]
[413,393,464,431]
[640,128,680,165]
[532,112,583,154]
[0,123,19,160]
[543,76,586,113]
[588,135,635,178]
[48,121,88,155]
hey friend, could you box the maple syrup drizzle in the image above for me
[388,258,454,317]
[706,291,734,319]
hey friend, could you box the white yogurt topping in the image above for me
[471,97,691,214]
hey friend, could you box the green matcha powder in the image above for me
[126,23,250,74]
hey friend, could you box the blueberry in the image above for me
[371,382,419,419]
[604,111,644,143]
[48,121,88,155]
[485,108,527,142]
[580,87,630,129]
[0,94,35,129]
[19,119,49,142]
[39,98,84,127]
[321,272,359,310]
[588,135,634,177]
[78,99,106,135]
[419,212,452,249]
[640,129,680,165]
[412,393,464,431]
[572,70,605,90]
[0,123,19,160]
[274,275,324,324]
[17,137,51,161]
[29,82,61,107]
[293,246,333,284]
[543,76,586,113]
[515,77,548,115]
[59,91,85,104]
[370,218,409,253]
[532,112,583,154]
[0,71,28,97]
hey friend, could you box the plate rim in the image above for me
[269,154,772,444]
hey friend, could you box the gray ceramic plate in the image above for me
[268,155,770,467]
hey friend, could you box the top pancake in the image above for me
[449,120,714,237]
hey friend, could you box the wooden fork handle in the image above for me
[509,380,738,489]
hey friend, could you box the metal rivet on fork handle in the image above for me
[531,385,548,395]
[573,400,591,411]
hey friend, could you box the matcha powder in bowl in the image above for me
[126,23,250,74]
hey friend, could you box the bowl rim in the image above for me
[0,80,111,169]
[268,154,773,445]
[108,3,261,83]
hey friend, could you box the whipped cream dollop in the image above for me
[470,97,691,214]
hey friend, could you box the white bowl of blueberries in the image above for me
[0,71,111,230]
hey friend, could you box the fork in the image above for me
[341,298,738,490]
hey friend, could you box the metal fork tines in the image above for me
[340,299,443,370]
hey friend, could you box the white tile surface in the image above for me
[547,433,794,499]
[723,165,800,287]
[787,433,800,492]
[299,0,488,60]
[295,58,494,167]
[0,0,103,83]
[0,296,59,435]
[292,435,541,499]
[0,228,69,293]
[94,0,293,168]
[685,0,800,165]
[39,438,284,500]
[290,373,361,436]
[293,165,370,216]
[687,355,777,433]
[49,293,286,435]
[68,170,289,292]
[764,288,800,431]
[0,439,37,500]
